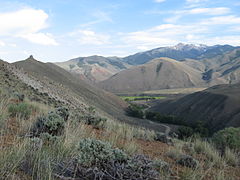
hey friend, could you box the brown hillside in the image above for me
[98,57,206,93]
[55,56,131,83]
[13,56,171,133]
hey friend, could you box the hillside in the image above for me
[150,83,240,133]
[55,56,131,83]
[14,56,127,120]
[2,58,240,179]
[98,57,207,93]
[13,56,171,132]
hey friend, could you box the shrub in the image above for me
[177,126,194,139]
[59,152,161,179]
[77,138,128,167]
[126,104,144,118]
[212,127,240,151]
[177,155,199,169]
[55,106,69,121]
[31,107,69,137]
[84,115,107,129]
[145,111,187,126]
[32,112,65,136]
[8,103,32,119]
[82,107,107,129]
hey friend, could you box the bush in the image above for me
[55,106,69,121]
[32,112,65,136]
[212,127,240,151]
[8,103,32,119]
[31,107,69,137]
[82,107,107,129]
[126,104,144,118]
[177,126,194,139]
[84,115,107,129]
[59,149,162,179]
[145,111,187,126]
[177,155,199,169]
[77,138,128,167]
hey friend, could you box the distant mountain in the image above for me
[98,47,240,93]
[55,55,131,83]
[123,44,237,65]
[98,57,207,93]
[55,44,238,84]
[150,83,240,133]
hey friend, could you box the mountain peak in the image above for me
[171,43,208,51]
[26,55,36,61]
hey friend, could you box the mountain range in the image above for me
[55,43,240,93]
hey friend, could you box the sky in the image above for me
[0,0,240,62]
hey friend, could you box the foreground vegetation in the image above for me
[1,89,240,179]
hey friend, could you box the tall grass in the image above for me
[192,138,226,168]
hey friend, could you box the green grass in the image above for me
[120,96,165,101]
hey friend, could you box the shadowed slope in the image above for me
[150,83,240,132]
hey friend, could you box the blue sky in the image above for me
[0,0,240,62]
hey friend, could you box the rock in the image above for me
[154,133,173,145]
[177,155,199,169]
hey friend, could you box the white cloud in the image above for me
[72,30,111,45]
[0,40,5,46]
[164,15,181,23]
[120,17,240,50]
[164,7,230,23]
[200,15,240,25]
[185,7,230,15]
[0,8,57,45]
[80,11,113,27]
[195,36,240,46]
[154,0,166,3]
[185,0,208,8]
[20,33,58,46]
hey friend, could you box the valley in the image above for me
[1,43,240,180]
[1,0,240,179]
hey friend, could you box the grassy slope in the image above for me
[13,58,171,133]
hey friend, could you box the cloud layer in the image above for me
[0,8,57,45]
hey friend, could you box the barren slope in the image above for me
[99,57,206,93]
[55,56,131,83]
